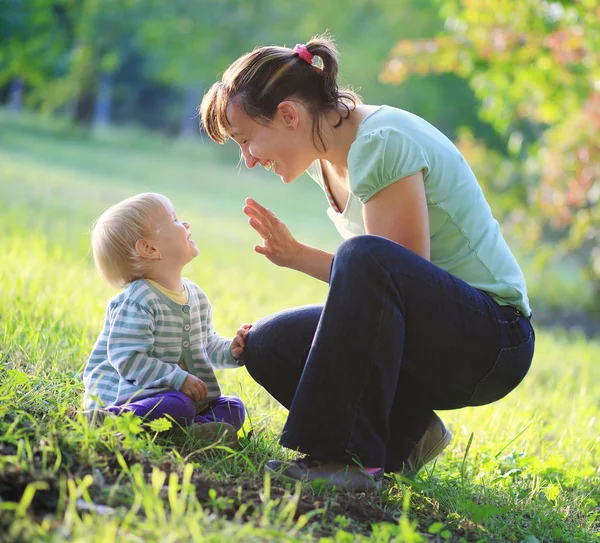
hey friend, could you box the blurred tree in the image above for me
[137,0,308,136]
[1,0,501,152]
[0,0,70,111]
[383,0,600,311]
[0,0,148,125]
[292,0,500,143]
[137,0,238,137]
[64,0,148,127]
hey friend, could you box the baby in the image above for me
[83,192,250,446]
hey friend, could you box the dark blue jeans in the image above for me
[244,236,534,471]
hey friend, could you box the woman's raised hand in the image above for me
[243,198,302,268]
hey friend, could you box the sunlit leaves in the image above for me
[383,0,600,304]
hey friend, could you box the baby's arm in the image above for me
[204,302,241,369]
[106,299,188,390]
[193,290,244,369]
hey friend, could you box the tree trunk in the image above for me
[593,277,600,317]
[74,93,95,125]
[93,73,114,132]
[180,83,203,138]
[9,79,23,112]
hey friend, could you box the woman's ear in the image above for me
[278,101,299,130]
[135,239,161,261]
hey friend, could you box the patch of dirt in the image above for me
[189,473,397,535]
[0,423,482,539]
[1,438,495,542]
[0,467,60,513]
[0,439,397,539]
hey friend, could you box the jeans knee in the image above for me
[243,330,263,384]
[243,305,321,408]
[244,316,280,384]
[336,235,374,264]
[332,236,388,283]
[333,235,417,281]
[334,235,396,271]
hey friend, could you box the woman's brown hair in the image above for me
[199,33,361,151]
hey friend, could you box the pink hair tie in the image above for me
[293,43,314,65]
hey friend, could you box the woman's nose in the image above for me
[183,221,190,229]
[242,149,258,169]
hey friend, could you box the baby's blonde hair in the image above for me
[92,192,172,288]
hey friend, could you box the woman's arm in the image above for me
[243,198,333,282]
[289,243,333,282]
[362,170,431,261]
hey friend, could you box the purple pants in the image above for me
[107,391,245,430]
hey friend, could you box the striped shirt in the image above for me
[83,279,239,409]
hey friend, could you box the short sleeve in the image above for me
[349,128,430,203]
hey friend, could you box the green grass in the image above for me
[0,110,599,542]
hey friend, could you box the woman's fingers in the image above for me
[248,217,272,241]
[245,198,280,224]
[245,198,300,267]
[249,198,279,221]
[245,197,265,210]
[244,198,269,219]
[263,207,279,221]
[244,199,282,243]
[244,208,272,229]
[244,204,271,230]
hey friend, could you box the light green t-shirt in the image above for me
[306,105,531,316]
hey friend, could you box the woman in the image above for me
[199,35,534,491]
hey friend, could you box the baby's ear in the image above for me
[135,238,160,260]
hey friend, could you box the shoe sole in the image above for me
[264,463,382,491]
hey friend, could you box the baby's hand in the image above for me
[230,323,253,360]
[180,374,208,402]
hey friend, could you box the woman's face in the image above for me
[226,100,316,184]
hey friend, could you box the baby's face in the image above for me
[153,203,199,267]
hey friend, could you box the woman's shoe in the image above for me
[265,456,383,491]
[405,413,452,473]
